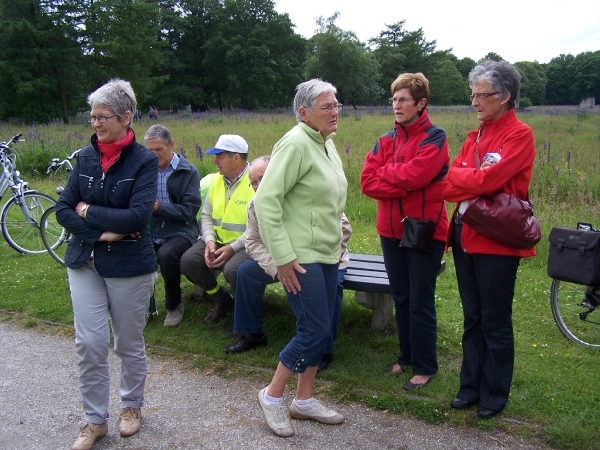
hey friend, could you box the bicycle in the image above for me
[40,149,80,265]
[0,133,58,254]
[549,222,600,349]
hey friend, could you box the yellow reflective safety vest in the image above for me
[209,172,254,245]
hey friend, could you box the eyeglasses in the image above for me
[469,92,498,101]
[88,114,119,123]
[249,176,263,189]
[389,97,415,105]
[312,103,343,113]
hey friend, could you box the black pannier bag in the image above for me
[547,227,600,285]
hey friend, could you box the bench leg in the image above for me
[355,291,393,330]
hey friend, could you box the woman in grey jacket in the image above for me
[56,79,158,450]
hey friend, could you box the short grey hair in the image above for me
[144,124,172,146]
[468,60,521,109]
[250,155,270,166]
[87,78,137,126]
[293,79,337,121]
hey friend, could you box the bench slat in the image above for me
[342,275,392,294]
[347,261,386,271]
[345,268,389,279]
[348,253,384,263]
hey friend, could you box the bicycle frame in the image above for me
[0,135,38,224]
[45,148,80,195]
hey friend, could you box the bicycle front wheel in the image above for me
[1,191,56,254]
[550,279,600,349]
[40,205,70,265]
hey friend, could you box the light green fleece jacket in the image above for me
[254,122,348,267]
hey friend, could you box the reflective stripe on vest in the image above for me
[209,172,254,244]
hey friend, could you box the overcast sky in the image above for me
[273,0,600,64]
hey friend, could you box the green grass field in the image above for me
[1,107,599,449]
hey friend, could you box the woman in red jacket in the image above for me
[361,73,449,390]
[443,60,536,419]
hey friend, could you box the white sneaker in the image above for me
[257,387,294,437]
[289,398,344,424]
[164,303,184,327]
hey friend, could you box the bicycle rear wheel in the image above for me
[1,191,56,254]
[40,205,70,266]
[550,279,600,349]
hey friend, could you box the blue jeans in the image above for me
[451,223,520,411]
[380,236,444,376]
[234,260,346,357]
[279,263,338,373]
[233,259,278,334]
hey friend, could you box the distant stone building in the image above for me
[580,97,595,108]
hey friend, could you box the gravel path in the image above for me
[0,321,550,449]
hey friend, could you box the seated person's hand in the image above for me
[212,244,234,268]
[204,241,217,268]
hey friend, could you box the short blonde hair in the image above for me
[390,73,430,107]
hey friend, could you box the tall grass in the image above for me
[1,106,599,449]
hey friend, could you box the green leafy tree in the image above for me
[428,58,469,105]
[570,51,600,103]
[201,0,306,110]
[480,52,504,62]
[454,56,477,80]
[0,0,84,123]
[156,0,221,112]
[514,61,547,105]
[370,22,448,103]
[81,0,168,104]
[304,13,382,107]
[544,54,576,105]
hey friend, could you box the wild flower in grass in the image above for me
[196,143,203,161]
[180,146,186,159]
[345,145,352,154]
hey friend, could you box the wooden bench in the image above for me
[342,253,446,330]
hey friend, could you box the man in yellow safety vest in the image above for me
[181,134,254,323]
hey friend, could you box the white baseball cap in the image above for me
[205,134,248,154]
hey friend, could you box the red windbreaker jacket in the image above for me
[361,110,449,242]
[443,109,536,257]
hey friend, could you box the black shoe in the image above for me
[317,353,334,372]
[223,334,267,354]
[450,398,476,410]
[478,407,500,419]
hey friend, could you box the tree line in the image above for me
[0,0,598,124]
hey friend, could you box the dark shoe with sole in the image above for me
[223,333,267,353]
[478,407,500,419]
[402,375,435,391]
[317,353,334,372]
[203,294,234,323]
[450,398,476,410]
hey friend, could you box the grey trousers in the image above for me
[68,261,157,424]
[180,239,250,295]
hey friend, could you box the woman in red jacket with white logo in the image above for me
[443,60,536,419]
[361,73,449,391]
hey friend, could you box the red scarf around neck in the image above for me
[97,129,135,173]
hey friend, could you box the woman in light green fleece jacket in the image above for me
[254,79,348,438]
